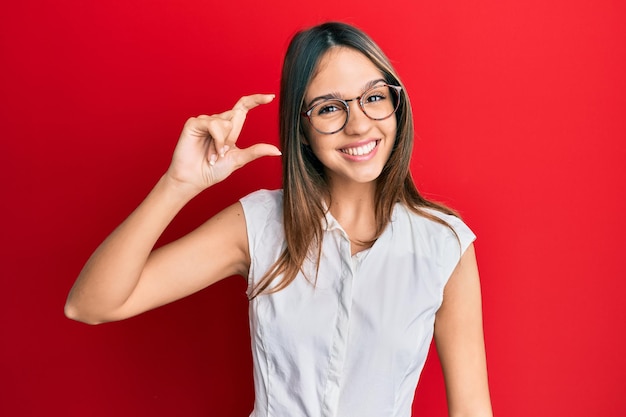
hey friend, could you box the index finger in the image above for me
[232,93,275,113]
[225,94,275,146]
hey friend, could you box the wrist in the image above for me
[157,173,204,204]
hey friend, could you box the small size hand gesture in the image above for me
[165,94,281,195]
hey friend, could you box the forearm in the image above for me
[64,174,198,324]
[65,96,279,324]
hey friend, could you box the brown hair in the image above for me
[249,22,458,298]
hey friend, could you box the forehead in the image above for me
[305,47,384,99]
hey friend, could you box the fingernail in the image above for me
[209,154,217,166]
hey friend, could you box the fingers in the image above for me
[185,94,275,166]
[185,116,232,165]
[232,143,282,169]
[232,93,276,112]
[224,94,275,150]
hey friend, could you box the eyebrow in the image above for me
[305,78,387,109]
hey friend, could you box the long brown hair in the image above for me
[249,22,458,298]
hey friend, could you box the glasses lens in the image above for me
[305,85,401,134]
[361,85,399,120]
[308,99,348,134]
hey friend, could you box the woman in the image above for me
[66,22,492,417]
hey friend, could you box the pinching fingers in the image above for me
[225,94,275,148]
[189,115,232,164]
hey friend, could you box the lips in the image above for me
[339,140,379,156]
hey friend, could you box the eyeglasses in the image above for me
[301,84,402,135]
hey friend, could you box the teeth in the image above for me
[341,141,377,156]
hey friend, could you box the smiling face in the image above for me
[301,47,397,188]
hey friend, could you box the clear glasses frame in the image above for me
[301,84,403,135]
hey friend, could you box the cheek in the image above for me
[307,140,328,161]
[299,130,327,164]
[382,118,398,147]
[382,120,398,160]
[388,117,398,137]
[301,126,327,154]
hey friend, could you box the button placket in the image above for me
[321,234,355,417]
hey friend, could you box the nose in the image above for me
[342,100,372,136]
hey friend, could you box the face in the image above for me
[302,47,397,187]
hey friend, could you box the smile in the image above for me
[340,140,379,156]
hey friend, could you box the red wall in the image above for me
[2,1,625,416]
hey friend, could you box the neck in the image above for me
[326,175,376,210]
[326,178,378,254]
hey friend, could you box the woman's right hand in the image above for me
[165,94,281,196]
[66,95,279,324]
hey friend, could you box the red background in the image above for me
[2,1,625,416]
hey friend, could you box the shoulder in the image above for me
[423,207,475,249]
[239,189,284,243]
[395,204,474,240]
[394,204,476,270]
[239,190,285,288]
[240,189,283,213]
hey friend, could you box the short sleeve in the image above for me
[428,210,476,290]
[239,189,285,292]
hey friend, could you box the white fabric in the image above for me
[240,189,475,417]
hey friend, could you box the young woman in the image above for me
[66,22,492,417]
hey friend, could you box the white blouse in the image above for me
[240,189,475,417]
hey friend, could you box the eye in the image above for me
[364,89,388,104]
[315,100,345,117]
[318,104,339,114]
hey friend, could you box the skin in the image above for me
[302,48,397,251]
[65,48,492,416]
[302,48,397,189]
[64,94,279,323]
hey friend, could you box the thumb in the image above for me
[234,143,282,168]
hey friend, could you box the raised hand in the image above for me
[165,94,281,195]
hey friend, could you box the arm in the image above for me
[434,244,493,417]
[64,94,280,324]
